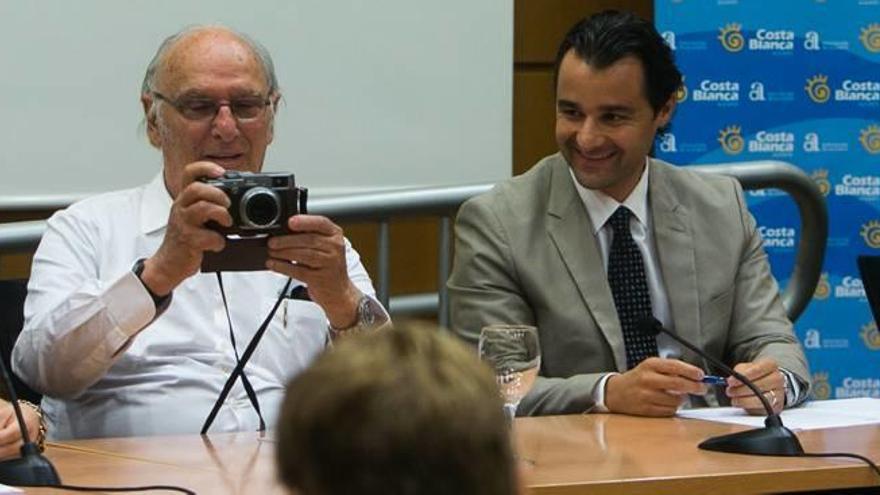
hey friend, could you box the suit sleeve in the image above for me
[726,179,811,405]
[448,194,607,415]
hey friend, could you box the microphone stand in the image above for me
[0,356,60,486]
[640,317,804,456]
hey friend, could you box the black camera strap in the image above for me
[201,274,292,434]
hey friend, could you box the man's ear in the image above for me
[267,92,281,145]
[141,94,162,148]
[655,94,677,129]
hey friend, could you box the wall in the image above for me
[1,0,653,303]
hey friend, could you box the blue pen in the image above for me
[700,375,727,385]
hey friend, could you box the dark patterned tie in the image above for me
[606,206,658,369]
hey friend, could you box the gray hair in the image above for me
[141,24,280,96]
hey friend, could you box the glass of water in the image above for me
[478,324,541,421]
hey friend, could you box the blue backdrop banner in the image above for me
[655,0,880,400]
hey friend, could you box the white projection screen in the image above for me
[0,0,512,208]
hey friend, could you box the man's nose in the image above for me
[576,118,603,148]
[211,104,240,142]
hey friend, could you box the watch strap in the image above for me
[132,258,172,314]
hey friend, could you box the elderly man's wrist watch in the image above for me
[132,258,172,314]
[329,293,386,338]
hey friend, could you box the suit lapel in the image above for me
[545,157,627,372]
[649,160,701,362]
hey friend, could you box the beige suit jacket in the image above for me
[448,153,810,415]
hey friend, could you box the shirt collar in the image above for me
[569,157,651,234]
[140,171,173,235]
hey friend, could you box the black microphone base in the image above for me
[0,444,61,487]
[699,425,804,456]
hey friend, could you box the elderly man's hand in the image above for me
[727,359,785,415]
[605,357,708,417]
[141,161,232,295]
[266,215,361,329]
[0,400,41,460]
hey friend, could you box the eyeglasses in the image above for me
[151,91,272,121]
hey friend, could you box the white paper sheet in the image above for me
[677,398,880,430]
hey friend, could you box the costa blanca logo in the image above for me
[718,126,744,154]
[675,77,688,103]
[658,133,677,153]
[811,372,831,400]
[814,272,831,299]
[835,79,880,103]
[748,130,794,155]
[662,31,677,50]
[861,220,880,248]
[860,322,880,350]
[835,174,880,199]
[861,23,880,53]
[693,79,739,102]
[861,125,880,154]
[811,169,831,197]
[750,29,795,51]
[836,377,880,399]
[805,75,831,103]
[834,276,866,299]
[718,23,744,52]
[758,226,795,248]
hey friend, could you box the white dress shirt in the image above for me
[13,173,380,439]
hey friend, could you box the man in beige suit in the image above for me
[449,10,810,417]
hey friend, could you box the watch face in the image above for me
[359,296,377,326]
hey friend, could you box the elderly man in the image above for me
[449,11,810,417]
[13,25,386,439]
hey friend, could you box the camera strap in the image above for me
[201,274,292,434]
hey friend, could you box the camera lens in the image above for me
[240,187,281,229]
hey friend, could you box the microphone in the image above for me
[0,357,60,486]
[637,316,804,456]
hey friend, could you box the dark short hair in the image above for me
[553,10,681,114]
[276,322,517,495]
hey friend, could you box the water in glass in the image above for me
[478,324,541,420]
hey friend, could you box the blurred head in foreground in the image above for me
[276,322,519,495]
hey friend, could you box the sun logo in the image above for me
[860,125,880,155]
[811,169,831,197]
[860,322,880,350]
[811,372,831,400]
[860,23,880,53]
[861,220,880,248]
[675,77,688,103]
[805,75,830,104]
[718,125,744,155]
[813,272,831,300]
[718,23,745,52]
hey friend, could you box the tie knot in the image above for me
[608,207,632,234]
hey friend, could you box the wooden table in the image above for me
[24,414,880,494]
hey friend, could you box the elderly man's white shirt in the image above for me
[13,173,379,440]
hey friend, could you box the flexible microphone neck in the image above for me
[637,316,779,422]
